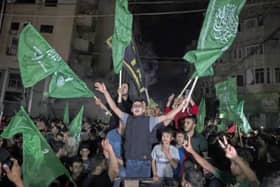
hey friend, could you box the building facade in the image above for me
[212,0,280,128]
[0,0,77,118]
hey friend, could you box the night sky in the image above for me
[131,1,207,103]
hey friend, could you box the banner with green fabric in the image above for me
[46,62,94,98]
[236,100,252,133]
[1,107,74,187]
[184,0,246,77]
[215,77,241,124]
[112,0,133,74]
[18,24,63,87]
[68,106,84,142]
[196,97,206,133]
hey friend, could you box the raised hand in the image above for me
[94,82,106,93]
[183,135,194,153]
[218,136,238,160]
[3,159,25,187]
[101,139,113,156]
[168,93,175,102]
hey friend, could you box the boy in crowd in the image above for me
[95,82,188,177]
[151,127,179,182]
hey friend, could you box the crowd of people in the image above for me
[0,82,279,187]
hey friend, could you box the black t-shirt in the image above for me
[82,171,112,187]
[108,97,132,130]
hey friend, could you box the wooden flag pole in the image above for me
[144,88,150,104]
[182,76,199,112]
[178,79,193,99]
[28,87,34,114]
[93,96,112,116]
[238,126,244,147]
[118,70,122,103]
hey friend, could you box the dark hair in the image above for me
[161,127,174,137]
[69,156,83,165]
[175,129,185,135]
[132,98,146,105]
[184,167,205,187]
[79,143,91,152]
[179,115,197,130]
[184,115,197,124]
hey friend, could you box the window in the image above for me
[9,22,20,34]
[6,37,18,56]
[10,22,20,31]
[255,68,264,84]
[45,0,58,7]
[4,92,22,102]
[8,73,22,90]
[233,48,243,60]
[237,75,244,87]
[206,88,209,94]
[275,68,280,83]
[40,25,54,33]
[258,15,264,26]
[246,44,264,56]
[266,68,270,84]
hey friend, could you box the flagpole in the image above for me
[238,126,244,147]
[118,70,122,103]
[144,88,150,104]
[28,87,34,114]
[93,96,112,116]
[178,79,193,98]
[182,76,198,112]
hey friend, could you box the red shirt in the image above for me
[164,104,199,129]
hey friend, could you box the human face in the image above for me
[121,83,129,95]
[71,162,83,176]
[161,132,172,145]
[51,125,59,135]
[80,148,90,158]
[176,133,184,146]
[131,101,145,116]
[183,118,195,133]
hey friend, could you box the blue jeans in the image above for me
[126,160,151,178]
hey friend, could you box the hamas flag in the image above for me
[1,107,74,187]
[184,0,246,77]
[215,77,241,124]
[18,24,62,87]
[46,62,94,98]
[112,0,133,74]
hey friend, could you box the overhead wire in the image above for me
[2,1,279,18]
[2,9,205,18]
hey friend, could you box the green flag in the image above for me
[68,106,84,142]
[112,0,133,74]
[215,77,241,123]
[63,102,69,125]
[1,107,73,187]
[18,24,63,87]
[196,97,206,133]
[184,0,246,77]
[46,62,94,98]
[236,101,252,133]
